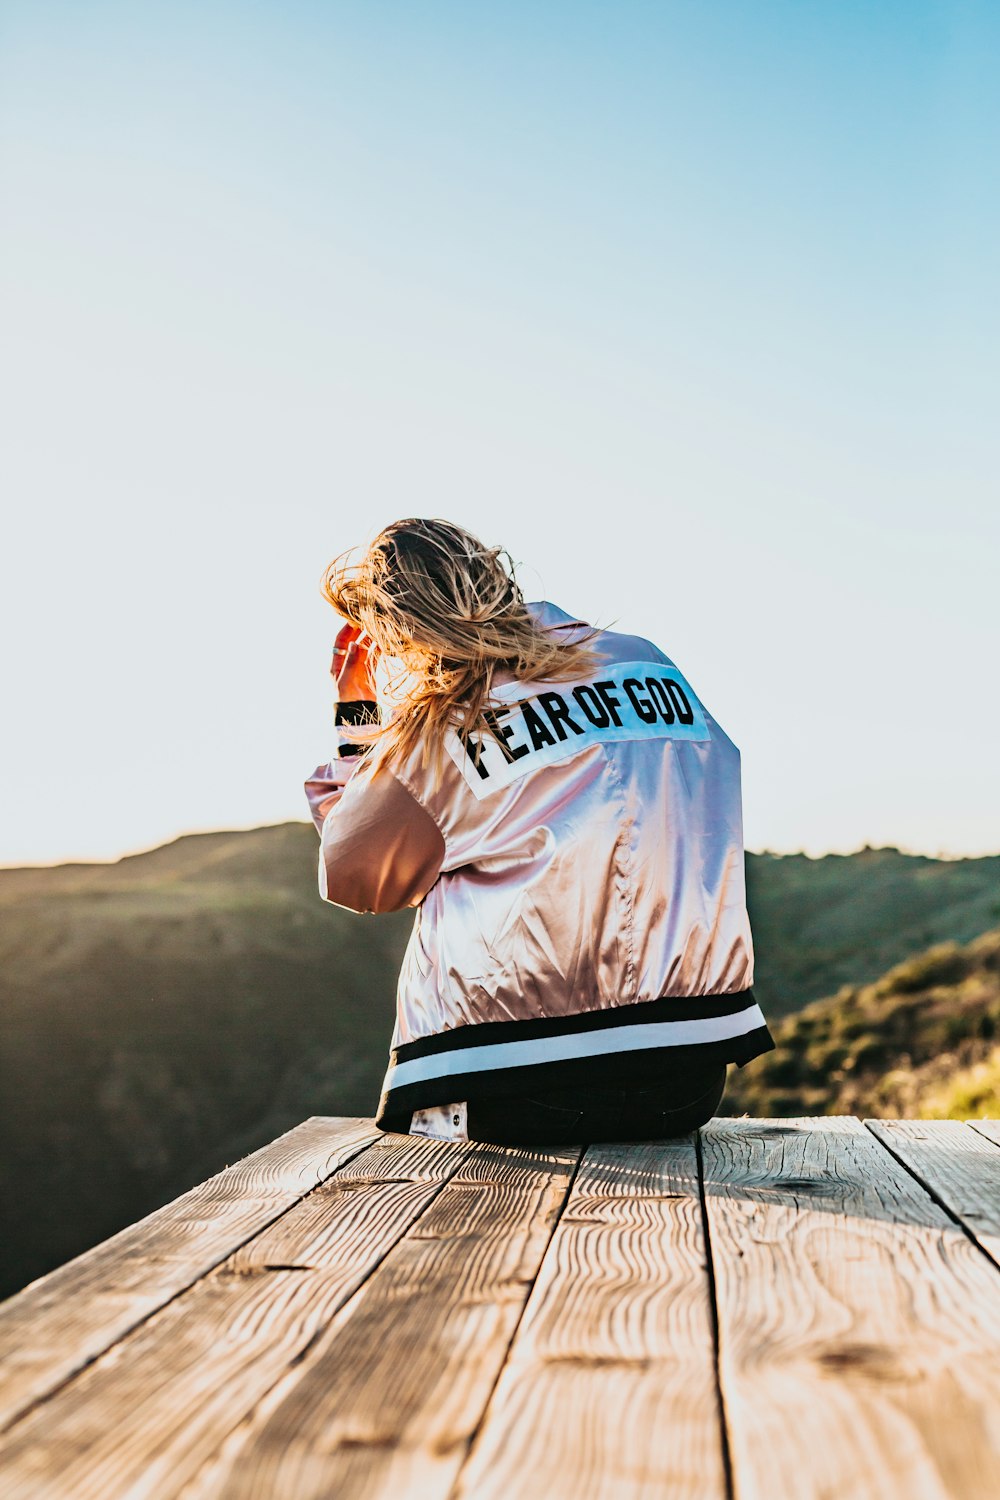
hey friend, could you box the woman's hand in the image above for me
[331,623,377,704]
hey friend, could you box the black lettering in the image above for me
[663,678,695,725]
[538,691,584,740]
[594,680,623,726]
[462,733,490,780]
[623,677,657,724]
[484,708,530,762]
[521,700,557,750]
[646,677,675,724]
[573,684,611,728]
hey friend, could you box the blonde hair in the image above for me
[322,518,600,777]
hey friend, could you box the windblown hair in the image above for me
[321,518,600,777]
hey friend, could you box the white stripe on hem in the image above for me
[384,1003,768,1092]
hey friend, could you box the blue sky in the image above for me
[2,1,997,863]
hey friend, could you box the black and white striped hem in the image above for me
[375,989,774,1131]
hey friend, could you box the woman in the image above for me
[305,518,773,1146]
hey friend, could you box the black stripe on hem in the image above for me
[375,1025,775,1132]
[391,987,759,1065]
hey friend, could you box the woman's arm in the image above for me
[304,622,380,831]
[304,625,445,913]
[315,765,446,913]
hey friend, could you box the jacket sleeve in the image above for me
[304,695,381,834]
[305,758,446,915]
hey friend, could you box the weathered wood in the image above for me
[0,1116,378,1434]
[189,1142,579,1500]
[0,1134,470,1500]
[702,1116,1000,1500]
[866,1119,1000,1268]
[7,1116,1000,1500]
[453,1137,727,1500]
[968,1119,1000,1150]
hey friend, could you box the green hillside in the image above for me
[746,846,1000,1018]
[724,930,1000,1119]
[1,822,998,1298]
[0,824,412,1299]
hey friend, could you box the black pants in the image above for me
[467,1063,727,1147]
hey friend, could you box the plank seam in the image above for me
[695,1127,736,1500]
[265,1174,461,1378]
[170,1150,477,1497]
[0,1131,380,1439]
[443,1146,585,1500]
[967,1121,1000,1150]
[862,1121,1000,1275]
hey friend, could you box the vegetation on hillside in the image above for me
[0,824,412,1298]
[725,930,1000,1119]
[746,845,1000,1018]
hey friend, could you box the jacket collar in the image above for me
[525,600,588,631]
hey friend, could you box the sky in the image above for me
[1,0,998,866]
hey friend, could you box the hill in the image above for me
[745,845,1000,1018]
[1,823,998,1297]
[0,824,412,1299]
[723,929,1000,1119]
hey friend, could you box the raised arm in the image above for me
[304,624,380,832]
[304,624,445,914]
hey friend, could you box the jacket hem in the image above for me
[375,989,774,1131]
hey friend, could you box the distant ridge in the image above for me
[746,844,1000,1017]
[4,822,997,1014]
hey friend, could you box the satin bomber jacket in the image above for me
[305,602,774,1130]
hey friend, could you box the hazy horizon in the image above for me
[2,818,996,874]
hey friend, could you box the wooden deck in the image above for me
[3,1116,1000,1498]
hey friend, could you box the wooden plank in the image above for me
[452,1137,727,1500]
[968,1119,1000,1150]
[185,1141,580,1500]
[0,1116,378,1433]
[866,1119,1000,1267]
[0,1133,470,1500]
[702,1116,1000,1500]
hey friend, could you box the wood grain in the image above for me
[968,1119,1000,1150]
[452,1136,727,1500]
[0,1117,378,1433]
[866,1119,1000,1267]
[189,1141,579,1500]
[702,1116,1000,1500]
[0,1134,469,1500]
[9,1114,1000,1500]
